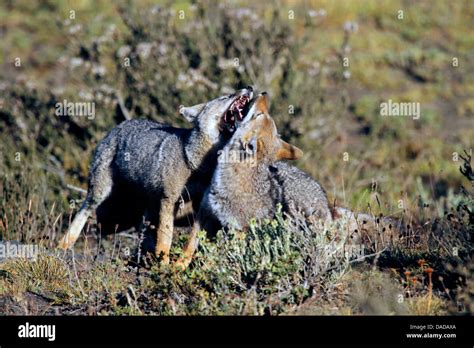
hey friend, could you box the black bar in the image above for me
[0,315,471,346]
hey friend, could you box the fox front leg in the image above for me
[155,198,175,264]
[175,218,201,270]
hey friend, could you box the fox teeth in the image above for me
[224,95,249,127]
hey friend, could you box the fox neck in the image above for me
[215,155,271,198]
[212,154,278,229]
[184,127,223,172]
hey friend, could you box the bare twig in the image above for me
[115,90,132,120]
[66,184,87,195]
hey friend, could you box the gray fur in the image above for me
[201,161,332,232]
[270,162,333,222]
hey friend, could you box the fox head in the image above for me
[225,93,303,165]
[180,87,254,144]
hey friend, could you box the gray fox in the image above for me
[176,93,401,268]
[58,87,254,264]
[176,93,305,267]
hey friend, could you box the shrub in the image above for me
[150,208,354,315]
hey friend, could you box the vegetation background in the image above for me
[0,0,472,315]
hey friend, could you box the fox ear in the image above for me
[276,140,303,161]
[180,103,206,123]
[255,93,269,113]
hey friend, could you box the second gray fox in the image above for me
[201,94,331,231]
[176,93,311,267]
[176,93,401,268]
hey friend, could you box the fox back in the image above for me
[270,162,332,222]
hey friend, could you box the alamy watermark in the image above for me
[380,99,420,120]
[218,147,257,166]
[55,99,96,120]
[0,242,40,260]
[323,243,365,260]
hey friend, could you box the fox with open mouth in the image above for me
[58,87,254,264]
[176,93,401,269]
[176,93,328,268]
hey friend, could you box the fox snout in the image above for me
[237,86,253,95]
[235,93,303,163]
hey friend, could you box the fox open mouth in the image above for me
[223,94,251,132]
